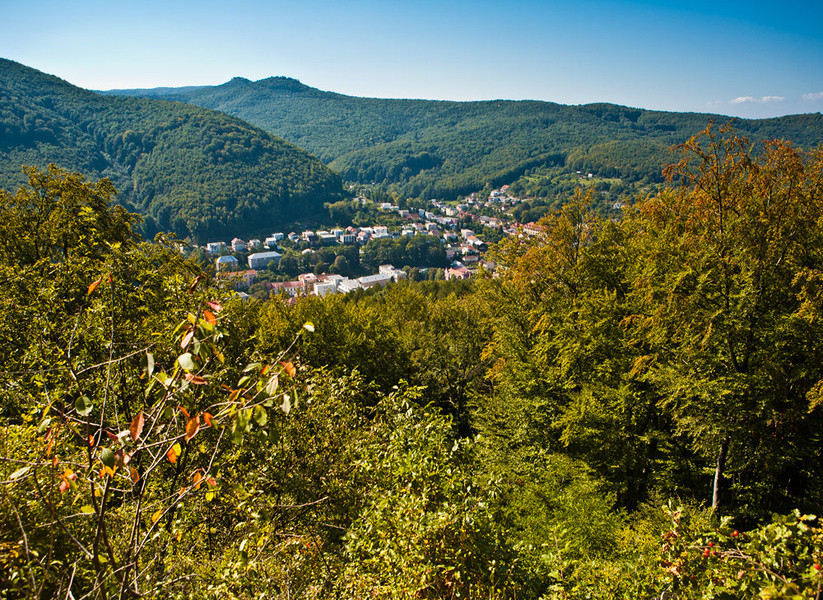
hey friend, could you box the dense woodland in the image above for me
[2,125,823,599]
[111,76,823,202]
[0,60,343,241]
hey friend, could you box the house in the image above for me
[337,232,356,244]
[314,281,337,297]
[206,241,226,255]
[224,269,257,289]
[338,279,362,293]
[247,251,282,270]
[358,273,391,289]
[298,273,317,291]
[264,236,280,249]
[247,239,262,250]
[318,232,337,245]
[446,266,471,280]
[379,265,407,281]
[523,222,546,236]
[301,230,317,243]
[268,281,303,298]
[215,255,238,271]
[231,238,247,253]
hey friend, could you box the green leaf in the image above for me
[80,505,94,514]
[253,406,268,427]
[178,353,196,371]
[100,448,115,469]
[75,396,93,416]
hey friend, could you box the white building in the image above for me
[231,238,247,253]
[206,241,225,255]
[359,273,391,289]
[216,255,238,271]
[247,251,282,270]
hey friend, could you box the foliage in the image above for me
[112,75,823,201]
[0,59,343,242]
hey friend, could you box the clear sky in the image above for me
[2,0,821,119]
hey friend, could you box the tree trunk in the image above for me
[712,434,730,510]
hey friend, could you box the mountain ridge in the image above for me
[104,76,823,200]
[0,58,343,241]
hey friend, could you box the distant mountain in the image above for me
[105,77,823,200]
[0,59,343,241]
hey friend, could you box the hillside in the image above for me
[107,76,823,200]
[0,59,343,241]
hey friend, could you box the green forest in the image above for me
[2,125,823,599]
[110,75,823,201]
[0,59,343,241]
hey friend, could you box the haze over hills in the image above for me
[0,59,343,241]
[106,76,823,201]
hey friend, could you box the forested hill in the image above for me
[107,76,823,200]
[0,59,344,241]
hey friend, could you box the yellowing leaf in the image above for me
[185,415,200,442]
[192,471,203,489]
[87,276,103,295]
[205,491,215,502]
[80,505,94,515]
[280,361,296,378]
[130,412,144,441]
[151,509,163,524]
[204,310,217,326]
[129,466,140,483]
[166,442,181,464]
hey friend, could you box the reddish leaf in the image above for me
[87,276,103,295]
[203,412,213,427]
[59,479,70,493]
[192,470,203,489]
[114,449,131,468]
[106,273,112,284]
[206,477,217,487]
[179,406,190,419]
[130,413,145,442]
[129,466,140,483]
[280,361,296,378]
[203,310,217,326]
[185,415,200,442]
[207,300,222,313]
[185,373,207,385]
[105,430,118,442]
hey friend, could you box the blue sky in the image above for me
[2,0,821,118]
